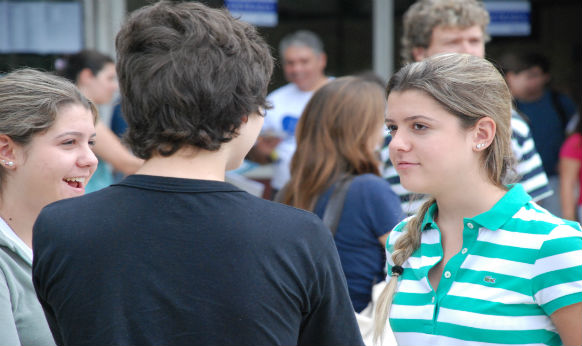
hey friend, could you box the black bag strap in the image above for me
[550,89,569,130]
[322,175,355,236]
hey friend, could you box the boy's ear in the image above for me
[241,115,249,124]
[77,68,94,85]
[318,52,328,70]
[411,47,427,62]
[505,71,516,82]
[542,72,551,85]
[472,116,496,151]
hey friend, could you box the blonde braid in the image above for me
[373,197,435,344]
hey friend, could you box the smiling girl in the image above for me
[374,54,582,346]
[59,49,143,193]
[0,69,98,345]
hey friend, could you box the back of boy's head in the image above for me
[115,1,273,159]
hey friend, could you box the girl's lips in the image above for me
[63,177,87,189]
[396,161,419,170]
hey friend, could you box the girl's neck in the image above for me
[0,203,36,249]
[0,181,45,248]
[434,181,506,233]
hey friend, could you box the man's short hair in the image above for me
[401,0,490,65]
[278,30,324,59]
[115,1,273,159]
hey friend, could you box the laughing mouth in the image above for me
[63,177,86,189]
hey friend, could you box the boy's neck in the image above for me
[136,146,228,181]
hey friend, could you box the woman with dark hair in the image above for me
[280,76,404,313]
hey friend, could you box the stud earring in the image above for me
[1,160,14,167]
[476,143,486,149]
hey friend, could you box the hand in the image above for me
[246,135,282,164]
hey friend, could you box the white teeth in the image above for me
[64,177,85,183]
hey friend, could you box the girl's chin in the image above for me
[400,182,429,195]
[61,185,86,198]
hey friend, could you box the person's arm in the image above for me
[93,122,143,175]
[378,233,389,248]
[559,157,580,221]
[246,134,281,164]
[0,273,22,345]
[533,224,582,346]
[363,177,405,247]
[510,113,552,202]
[298,232,364,346]
[551,302,582,346]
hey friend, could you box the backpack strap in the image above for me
[322,175,355,236]
[550,89,569,130]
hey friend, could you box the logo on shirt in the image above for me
[483,276,496,284]
[282,115,299,136]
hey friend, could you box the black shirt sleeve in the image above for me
[298,234,365,346]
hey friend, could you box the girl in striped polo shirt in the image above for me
[375,53,581,346]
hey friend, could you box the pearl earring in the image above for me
[1,159,14,167]
[476,143,485,149]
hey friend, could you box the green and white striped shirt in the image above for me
[386,184,582,345]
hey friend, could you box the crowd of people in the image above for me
[0,0,580,345]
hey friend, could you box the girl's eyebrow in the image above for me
[385,115,436,123]
[55,132,97,139]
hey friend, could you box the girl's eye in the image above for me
[413,123,427,131]
[62,139,75,145]
[386,124,397,134]
[88,140,96,147]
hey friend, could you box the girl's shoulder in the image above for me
[350,173,395,192]
[350,174,402,207]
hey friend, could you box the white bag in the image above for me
[355,281,397,346]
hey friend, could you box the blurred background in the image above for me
[0,0,579,106]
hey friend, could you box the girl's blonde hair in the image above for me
[373,53,513,343]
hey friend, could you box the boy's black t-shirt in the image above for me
[32,175,363,346]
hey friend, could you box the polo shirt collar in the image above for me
[418,183,531,232]
[421,202,438,231]
[471,184,531,230]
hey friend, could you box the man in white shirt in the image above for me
[257,30,330,197]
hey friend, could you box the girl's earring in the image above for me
[1,159,14,167]
[476,143,486,150]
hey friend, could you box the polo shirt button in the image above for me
[431,297,435,303]
[462,248,468,254]
[467,223,474,229]
[444,271,452,279]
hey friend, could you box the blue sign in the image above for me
[483,1,531,37]
[226,0,278,27]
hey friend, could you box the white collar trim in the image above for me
[0,216,32,265]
